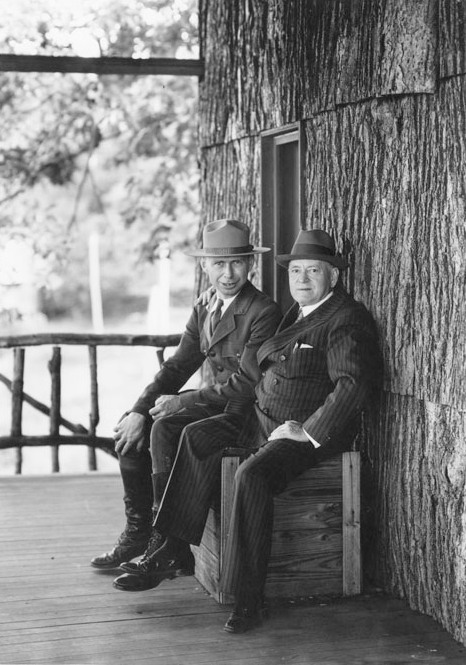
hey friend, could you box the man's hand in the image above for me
[113,412,146,456]
[194,285,216,307]
[267,420,308,442]
[149,394,183,422]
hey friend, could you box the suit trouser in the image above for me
[219,437,321,605]
[154,411,254,544]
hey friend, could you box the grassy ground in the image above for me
[0,306,196,475]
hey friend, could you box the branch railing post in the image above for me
[49,347,61,473]
[11,348,25,475]
[88,345,99,471]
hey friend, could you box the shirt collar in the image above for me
[300,290,333,318]
[210,292,238,314]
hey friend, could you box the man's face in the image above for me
[288,259,339,307]
[201,256,253,298]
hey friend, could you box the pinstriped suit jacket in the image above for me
[131,281,282,416]
[254,285,381,450]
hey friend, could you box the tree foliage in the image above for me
[0,0,199,317]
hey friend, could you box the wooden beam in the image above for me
[0,434,115,453]
[0,54,204,77]
[0,332,182,348]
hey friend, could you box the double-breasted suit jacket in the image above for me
[131,280,282,417]
[254,284,381,451]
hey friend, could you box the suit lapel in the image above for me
[207,281,255,347]
[257,288,348,364]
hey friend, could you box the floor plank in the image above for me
[0,473,464,665]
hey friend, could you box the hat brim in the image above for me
[275,252,348,269]
[186,247,270,257]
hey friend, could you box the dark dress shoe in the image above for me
[119,558,194,576]
[112,557,180,591]
[120,547,195,576]
[224,605,264,634]
[90,536,149,569]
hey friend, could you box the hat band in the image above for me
[203,244,254,255]
[291,243,334,256]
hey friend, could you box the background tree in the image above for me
[0,0,199,324]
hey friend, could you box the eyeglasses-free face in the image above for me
[288,259,339,306]
[201,256,253,298]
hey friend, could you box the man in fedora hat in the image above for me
[90,219,281,573]
[112,229,381,621]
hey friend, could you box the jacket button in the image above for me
[273,378,278,385]
[217,366,224,371]
[279,354,286,361]
[263,408,269,415]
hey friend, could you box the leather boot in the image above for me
[91,450,153,569]
[113,535,193,591]
[119,473,194,576]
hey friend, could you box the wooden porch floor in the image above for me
[1,474,465,665]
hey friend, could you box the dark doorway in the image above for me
[261,123,303,312]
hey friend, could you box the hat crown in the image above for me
[187,218,270,256]
[290,229,336,255]
[275,228,348,269]
[202,219,251,251]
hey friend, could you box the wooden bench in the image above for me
[192,451,361,604]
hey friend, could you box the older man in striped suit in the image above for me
[113,229,381,635]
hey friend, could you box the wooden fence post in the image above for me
[49,347,61,473]
[11,348,25,475]
[88,346,98,471]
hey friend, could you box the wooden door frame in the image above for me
[260,121,305,306]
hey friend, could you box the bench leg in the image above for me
[342,451,361,595]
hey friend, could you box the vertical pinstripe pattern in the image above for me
[255,285,381,446]
[154,410,259,544]
[219,437,318,603]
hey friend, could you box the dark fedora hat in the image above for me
[187,219,270,257]
[275,229,348,269]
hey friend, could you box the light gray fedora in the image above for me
[187,219,270,257]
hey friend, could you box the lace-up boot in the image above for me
[91,451,152,568]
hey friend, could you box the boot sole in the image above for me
[91,560,127,570]
[112,571,176,592]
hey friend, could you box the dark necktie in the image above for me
[210,298,224,335]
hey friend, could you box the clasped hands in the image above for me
[113,395,183,455]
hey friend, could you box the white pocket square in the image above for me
[293,342,314,352]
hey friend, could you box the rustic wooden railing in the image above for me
[0,333,181,474]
